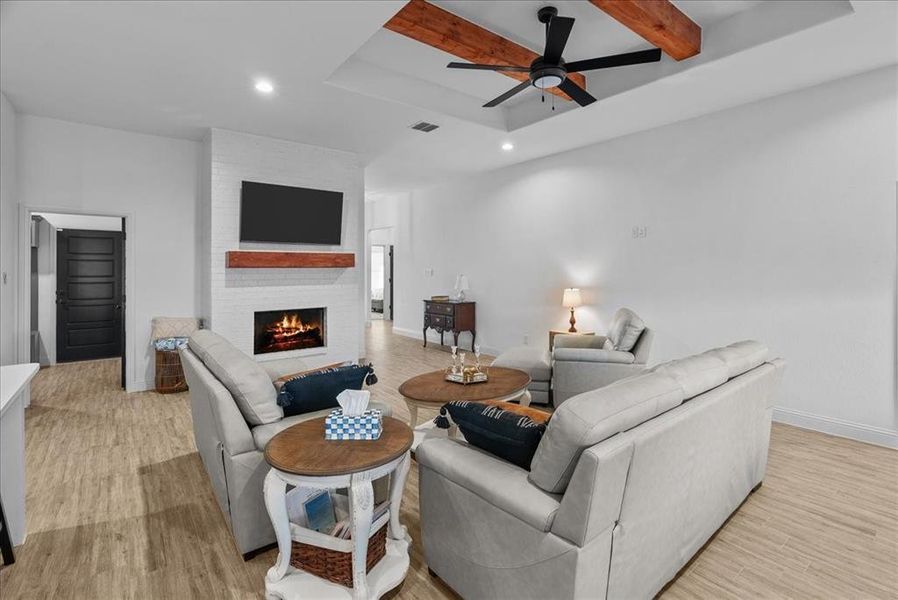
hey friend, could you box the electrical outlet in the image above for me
[632,225,647,239]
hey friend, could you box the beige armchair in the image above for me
[552,308,653,407]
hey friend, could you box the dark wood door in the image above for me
[56,229,123,363]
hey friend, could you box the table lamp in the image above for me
[562,288,582,332]
[454,274,470,301]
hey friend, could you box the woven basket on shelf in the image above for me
[154,349,188,394]
[290,523,387,587]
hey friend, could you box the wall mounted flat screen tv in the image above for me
[240,181,343,245]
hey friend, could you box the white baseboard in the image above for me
[390,326,501,357]
[773,407,898,449]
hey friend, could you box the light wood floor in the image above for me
[1,321,895,599]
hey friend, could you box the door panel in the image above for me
[56,229,123,362]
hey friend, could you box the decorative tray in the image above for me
[445,371,488,385]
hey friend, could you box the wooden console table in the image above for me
[422,300,475,351]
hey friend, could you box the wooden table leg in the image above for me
[349,475,374,600]
[263,470,291,585]
[388,453,411,542]
[406,400,419,428]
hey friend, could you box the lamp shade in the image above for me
[455,274,470,292]
[562,288,582,308]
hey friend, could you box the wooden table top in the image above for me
[264,416,413,476]
[398,367,530,404]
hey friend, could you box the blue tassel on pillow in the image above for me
[365,363,378,386]
[276,389,294,407]
[434,407,451,429]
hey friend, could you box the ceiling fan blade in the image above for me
[544,16,574,64]
[565,48,662,73]
[447,62,529,72]
[558,79,596,107]
[483,80,532,108]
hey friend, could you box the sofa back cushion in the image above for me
[704,340,768,379]
[529,371,684,493]
[607,308,646,352]
[652,353,728,399]
[188,330,282,425]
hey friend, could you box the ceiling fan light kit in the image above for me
[446,5,662,109]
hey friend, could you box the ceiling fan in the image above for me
[447,6,662,108]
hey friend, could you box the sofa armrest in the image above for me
[553,347,635,364]
[553,334,608,350]
[416,438,561,532]
[551,435,633,546]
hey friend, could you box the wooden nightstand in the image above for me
[549,330,595,351]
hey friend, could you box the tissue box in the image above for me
[325,409,383,441]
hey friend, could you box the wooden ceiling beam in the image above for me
[383,0,586,102]
[589,0,701,61]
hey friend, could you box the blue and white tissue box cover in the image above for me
[325,408,383,440]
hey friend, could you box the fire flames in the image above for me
[267,313,313,341]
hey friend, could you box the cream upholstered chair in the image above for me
[552,308,653,407]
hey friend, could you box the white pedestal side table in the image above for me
[263,416,414,600]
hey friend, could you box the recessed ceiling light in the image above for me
[254,79,274,94]
[501,142,514,151]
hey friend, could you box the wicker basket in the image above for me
[290,523,387,587]
[154,349,188,394]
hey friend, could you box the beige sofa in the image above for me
[418,340,782,599]
[179,330,391,557]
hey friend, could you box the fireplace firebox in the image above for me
[253,308,326,355]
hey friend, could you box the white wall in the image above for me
[203,129,366,365]
[34,212,121,232]
[0,93,18,366]
[35,217,55,365]
[16,116,201,390]
[388,67,898,446]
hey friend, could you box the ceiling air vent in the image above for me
[410,121,439,133]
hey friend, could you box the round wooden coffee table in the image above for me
[398,367,531,450]
[263,416,414,600]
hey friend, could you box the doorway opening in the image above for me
[371,245,386,320]
[30,211,126,388]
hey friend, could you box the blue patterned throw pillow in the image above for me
[277,364,376,417]
[438,400,548,470]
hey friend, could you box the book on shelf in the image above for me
[430,295,450,302]
[328,500,391,540]
[303,490,337,533]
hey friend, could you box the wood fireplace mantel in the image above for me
[226,250,355,269]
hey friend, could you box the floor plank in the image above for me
[1,320,895,598]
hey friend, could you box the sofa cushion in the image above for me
[188,330,281,426]
[252,401,393,450]
[491,346,552,382]
[607,308,646,352]
[529,371,684,493]
[277,364,373,417]
[652,353,728,399]
[705,340,768,379]
[442,400,548,470]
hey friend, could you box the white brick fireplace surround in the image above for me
[200,128,366,366]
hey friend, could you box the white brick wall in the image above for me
[201,129,365,365]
